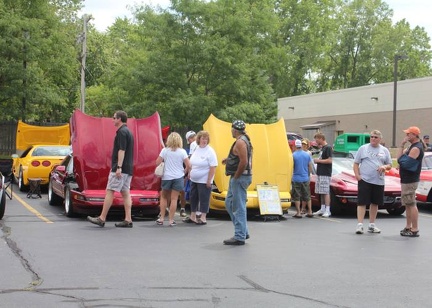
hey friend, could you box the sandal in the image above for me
[292,214,302,219]
[156,219,163,226]
[402,229,419,237]
[305,214,314,218]
[195,219,207,225]
[169,221,177,227]
[400,227,411,236]
[182,217,196,223]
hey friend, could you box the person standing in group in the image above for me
[222,120,252,245]
[156,132,190,227]
[87,111,134,228]
[300,138,314,215]
[398,126,424,237]
[178,131,198,217]
[183,130,218,225]
[313,132,332,217]
[353,130,392,234]
[292,139,314,218]
[423,135,432,151]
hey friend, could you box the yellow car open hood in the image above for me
[16,120,70,152]
[203,114,293,195]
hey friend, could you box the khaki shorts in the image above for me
[401,182,418,207]
[106,172,132,192]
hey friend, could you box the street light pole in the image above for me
[392,54,408,148]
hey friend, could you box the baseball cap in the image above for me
[403,126,420,136]
[424,135,430,139]
[185,131,196,144]
[295,139,302,148]
[301,139,308,145]
[232,120,246,131]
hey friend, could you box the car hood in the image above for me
[203,114,293,194]
[334,170,401,192]
[70,109,163,191]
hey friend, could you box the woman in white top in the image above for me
[155,132,190,226]
[184,130,218,225]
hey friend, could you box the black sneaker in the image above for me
[115,220,133,228]
[87,216,105,227]
[223,237,245,245]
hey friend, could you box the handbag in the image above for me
[155,162,165,177]
[398,154,419,172]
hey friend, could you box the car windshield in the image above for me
[332,157,355,175]
[32,146,71,157]
[423,154,432,170]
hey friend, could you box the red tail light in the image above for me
[42,161,51,167]
[31,161,41,167]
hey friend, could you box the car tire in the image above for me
[330,191,343,215]
[18,168,28,192]
[64,186,76,217]
[0,191,6,219]
[387,206,406,216]
[48,180,63,206]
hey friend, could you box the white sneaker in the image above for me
[368,224,381,233]
[322,211,331,218]
[356,223,364,234]
[314,209,325,216]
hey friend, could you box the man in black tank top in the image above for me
[222,120,252,245]
[397,126,424,237]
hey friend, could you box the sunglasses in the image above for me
[370,136,379,139]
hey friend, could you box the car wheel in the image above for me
[64,186,76,217]
[0,192,6,219]
[18,168,28,192]
[48,180,62,206]
[387,206,406,216]
[330,191,343,216]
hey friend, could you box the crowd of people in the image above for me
[86,110,425,242]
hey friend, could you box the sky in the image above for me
[80,0,432,39]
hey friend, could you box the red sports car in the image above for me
[414,152,432,203]
[48,109,163,217]
[310,157,404,215]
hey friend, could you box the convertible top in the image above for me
[70,109,163,192]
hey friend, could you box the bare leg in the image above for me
[368,204,378,224]
[357,205,366,224]
[169,190,180,223]
[99,190,115,221]
[121,190,132,222]
[159,190,169,221]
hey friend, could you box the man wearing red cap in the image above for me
[397,126,424,237]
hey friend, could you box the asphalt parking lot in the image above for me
[1,185,432,308]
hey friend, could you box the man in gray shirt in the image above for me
[353,130,392,234]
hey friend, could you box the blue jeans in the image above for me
[225,175,252,241]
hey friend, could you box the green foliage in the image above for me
[0,0,431,127]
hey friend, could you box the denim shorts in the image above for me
[161,177,184,191]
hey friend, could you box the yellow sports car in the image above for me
[12,145,72,191]
[203,115,293,214]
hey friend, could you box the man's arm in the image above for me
[233,139,248,179]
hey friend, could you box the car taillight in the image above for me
[31,161,41,167]
[42,161,51,167]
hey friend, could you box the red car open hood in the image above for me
[70,109,163,191]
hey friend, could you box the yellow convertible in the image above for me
[13,145,72,191]
[203,115,293,214]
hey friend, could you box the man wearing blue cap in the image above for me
[222,120,253,245]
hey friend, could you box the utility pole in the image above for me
[80,14,92,113]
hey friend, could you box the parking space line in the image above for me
[13,194,53,224]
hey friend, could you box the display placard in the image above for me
[257,184,282,215]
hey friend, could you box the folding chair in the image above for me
[27,178,42,199]
[0,159,13,200]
